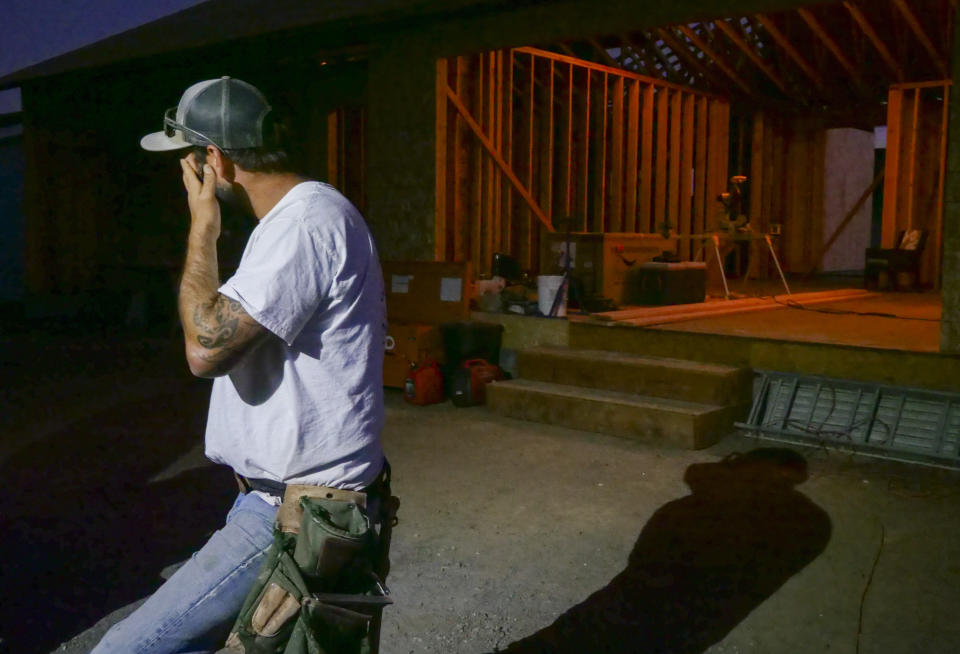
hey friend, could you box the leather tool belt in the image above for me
[235,464,391,534]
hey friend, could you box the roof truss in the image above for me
[548,0,954,121]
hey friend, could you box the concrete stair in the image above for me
[487,346,752,449]
[516,346,752,406]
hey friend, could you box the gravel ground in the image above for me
[3,335,960,654]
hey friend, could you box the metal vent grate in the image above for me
[737,371,960,469]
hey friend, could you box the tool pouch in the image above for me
[224,531,308,654]
[293,497,374,593]
[284,598,372,654]
[225,497,385,654]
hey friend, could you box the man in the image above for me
[91,77,387,653]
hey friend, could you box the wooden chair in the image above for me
[864,229,927,290]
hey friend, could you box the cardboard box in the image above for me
[383,323,444,388]
[382,261,472,325]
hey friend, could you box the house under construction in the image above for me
[1,0,959,462]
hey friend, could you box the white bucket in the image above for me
[537,275,567,317]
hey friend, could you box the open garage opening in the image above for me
[434,1,951,353]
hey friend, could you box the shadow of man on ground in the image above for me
[498,448,832,654]
[0,386,236,654]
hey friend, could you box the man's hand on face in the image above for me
[180,152,221,239]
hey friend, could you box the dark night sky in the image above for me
[1,0,208,114]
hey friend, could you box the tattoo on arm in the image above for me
[193,296,242,349]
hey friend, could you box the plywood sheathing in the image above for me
[744,112,827,276]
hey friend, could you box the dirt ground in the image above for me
[3,333,960,654]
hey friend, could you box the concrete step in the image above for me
[516,346,752,406]
[486,379,747,449]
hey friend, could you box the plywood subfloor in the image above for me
[653,292,941,352]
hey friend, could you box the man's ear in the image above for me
[207,145,234,181]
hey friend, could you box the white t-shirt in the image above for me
[204,181,386,490]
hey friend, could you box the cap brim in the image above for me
[140,130,193,151]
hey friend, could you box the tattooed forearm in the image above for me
[196,321,238,348]
[178,222,267,377]
[193,296,242,349]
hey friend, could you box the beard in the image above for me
[215,180,254,217]
[191,148,254,217]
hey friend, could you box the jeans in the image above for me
[90,492,277,654]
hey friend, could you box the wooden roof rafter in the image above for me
[613,42,631,66]
[622,45,652,73]
[674,24,756,96]
[587,37,621,68]
[940,0,960,53]
[622,43,666,80]
[738,15,791,88]
[611,37,636,65]
[557,42,579,59]
[891,0,950,76]
[621,34,678,83]
[943,1,955,56]
[886,2,912,64]
[843,1,906,82]
[653,28,726,91]
[644,33,695,84]
[846,6,871,73]
[755,14,829,96]
[712,18,789,95]
[690,21,741,65]
[625,51,648,71]
[796,7,866,92]
[544,0,954,124]
[619,46,649,75]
